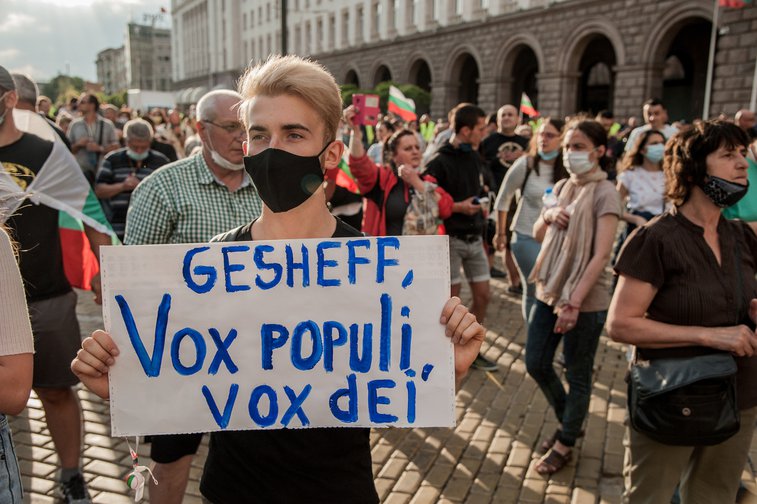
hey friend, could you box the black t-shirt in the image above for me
[479,132,529,190]
[201,217,379,504]
[425,142,486,236]
[1,133,71,301]
[363,171,410,237]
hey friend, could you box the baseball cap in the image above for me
[0,65,15,92]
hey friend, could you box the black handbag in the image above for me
[628,351,739,446]
[627,228,747,446]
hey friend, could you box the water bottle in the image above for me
[542,187,557,209]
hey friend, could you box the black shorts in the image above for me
[149,433,203,463]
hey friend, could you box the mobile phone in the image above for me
[351,94,380,126]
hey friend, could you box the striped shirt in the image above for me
[96,149,170,240]
[124,153,262,245]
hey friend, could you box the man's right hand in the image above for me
[122,173,140,191]
[71,330,120,400]
[454,196,481,216]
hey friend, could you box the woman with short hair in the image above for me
[608,120,757,502]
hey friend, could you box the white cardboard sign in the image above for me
[100,235,454,436]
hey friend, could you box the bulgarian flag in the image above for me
[388,86,417,122]
[335,156,359,194]
[2,111,118,290]
[520,93,539,117]
[719,0,751,6]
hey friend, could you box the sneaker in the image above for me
[490,267,507,279]
[506,284,523,296]
[471,354,498,371]
[60,473,91,504]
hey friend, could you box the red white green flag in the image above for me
[334,156,359,194]
[719,0,751,7]
[520,93,539,117]
[388,86,417,122]
[0,122,118,290]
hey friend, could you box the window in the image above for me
[374,2,381,35]
[317,19,323,52]
[341,10,349,46]
[329,15,335,50]
[243,13,247,30]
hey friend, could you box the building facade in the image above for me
[96,47,127,95]
[170,0,757,120]
[125,22,173,91]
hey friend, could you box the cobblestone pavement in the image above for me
[12,277,757,503]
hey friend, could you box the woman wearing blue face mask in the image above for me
[616,130,667,245]
[527,119,622,475]
[494,118,567,322]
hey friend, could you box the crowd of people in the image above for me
[1,54,756,504]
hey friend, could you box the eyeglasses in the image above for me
[204,120,245,134]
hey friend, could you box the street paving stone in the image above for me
[11,278,757,503]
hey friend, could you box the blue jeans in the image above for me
[525,300,606,446]
[510,231,541,322]
[0,414,23,504]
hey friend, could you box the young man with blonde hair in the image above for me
[72,55,484,503]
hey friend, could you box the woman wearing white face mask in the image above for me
[616,129,667,243]
[526,119,622,475]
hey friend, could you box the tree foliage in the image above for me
[41,74,86,105]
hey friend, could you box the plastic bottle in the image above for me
[542,187,557,209]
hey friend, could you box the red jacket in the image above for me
[349,154,453,236]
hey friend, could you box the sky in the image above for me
[0,0,171,83]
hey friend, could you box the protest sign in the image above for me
[100,235,454,436]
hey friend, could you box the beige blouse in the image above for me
[0,227,34,356]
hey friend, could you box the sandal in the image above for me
[537,429,584,454]
[536,447,572,475]
[538,429,561,455]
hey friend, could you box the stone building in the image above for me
[96,47,127,95]
[125,22,173,91]
[170,0,757,120]
[96,22,172,94]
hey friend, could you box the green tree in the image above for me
[41,74,86,105]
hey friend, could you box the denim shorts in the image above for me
[0,415,23,504]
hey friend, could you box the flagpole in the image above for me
[750,53,757,111]
[703,0,720,119]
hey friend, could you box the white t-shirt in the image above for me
[494,156,555,236]
[617,167,666,214]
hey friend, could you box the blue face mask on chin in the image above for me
[127,148,149,161]
[538,149,559,161]
[459,143,473,153]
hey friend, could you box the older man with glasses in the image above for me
[121,89,263,504]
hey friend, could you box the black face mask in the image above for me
[244,143,330,213]
[699,175,749,208]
